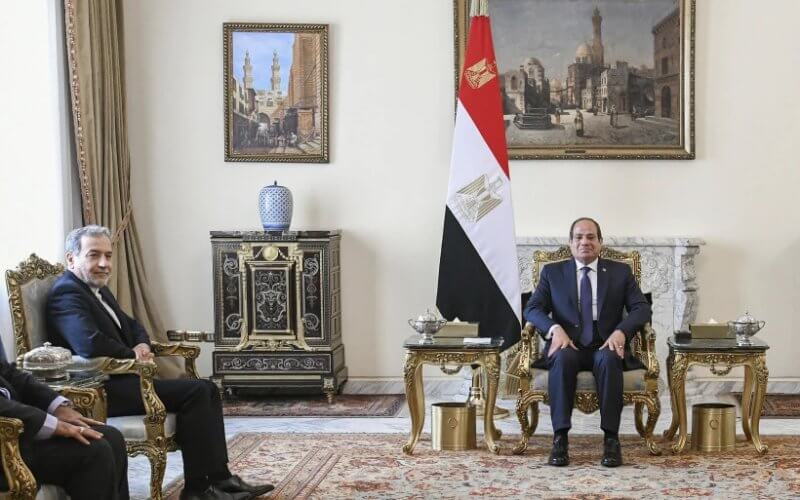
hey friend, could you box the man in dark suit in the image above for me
[0,358,128,499]
[523,217,651,468]
[46,225,274,500]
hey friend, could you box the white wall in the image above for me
[0,0,77,360]
[4,1,797,379]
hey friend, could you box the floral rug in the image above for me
[222,394,405,417]
[163,433,800,499]
[732,393,800,418]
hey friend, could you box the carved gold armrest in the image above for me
[636,323,660,379]
[57,386,100,419]
[0,417,37,500]
[151,341,201,379]
[517,323,537,379]
[96,358,167,441]
[166,330,214,342]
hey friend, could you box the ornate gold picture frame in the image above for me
[224,23,329,163]
[454,0,695,160]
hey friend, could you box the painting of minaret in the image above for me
[224,24,329,163]
[456,0,693,160]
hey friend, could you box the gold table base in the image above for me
[469,369,509,420]
[403,348,502,455]
[664,349,768,455]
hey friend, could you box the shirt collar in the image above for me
[575,258,599,273]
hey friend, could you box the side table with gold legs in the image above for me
[402,335,503,455]
[665,336,769,454]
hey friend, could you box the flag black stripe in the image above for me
[436,207,521,350]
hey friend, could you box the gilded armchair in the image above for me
[5,254,201,500]
[512,246,661,456]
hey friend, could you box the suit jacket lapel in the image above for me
[597,258,609,317]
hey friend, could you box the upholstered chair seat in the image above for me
[108,413,178,441]
[531,368,648,392]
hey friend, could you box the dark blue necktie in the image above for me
[580,266,594,346]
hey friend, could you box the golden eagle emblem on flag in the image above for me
[464,58,497,90]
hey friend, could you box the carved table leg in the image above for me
[749,355,769,454]
[402,352,425,455]
[670,353,689,454]
[663,349,679,440]
[482,353,501,454]
[741,362,754,441]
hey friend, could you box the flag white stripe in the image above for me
[446,100,521,322]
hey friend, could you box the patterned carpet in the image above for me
[732,393,800,418]
[222,394,405,417]
[162,433,800,499]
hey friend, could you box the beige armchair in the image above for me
[5,254,201,500]
[511,246,661,456]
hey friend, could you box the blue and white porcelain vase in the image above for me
[258,181,293,231]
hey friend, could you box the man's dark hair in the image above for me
[569,217,603,240]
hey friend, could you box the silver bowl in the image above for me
[408,310,447,342]
[727,311,765,346]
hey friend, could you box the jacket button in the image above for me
[574,324,579,328]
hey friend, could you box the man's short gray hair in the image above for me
[65,225,112,255]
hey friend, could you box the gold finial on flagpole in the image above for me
[470,0,489,17]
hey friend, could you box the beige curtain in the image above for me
[64,0,180,377]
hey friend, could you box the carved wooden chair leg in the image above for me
[642,396,662,455]
[513,398,532,455]
[529,401,540,437]
[634,401,646,437]
[147,448,168,500]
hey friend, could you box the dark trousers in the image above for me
[546,347,624,434]
[21,424,128,500]
[106,376,229,490]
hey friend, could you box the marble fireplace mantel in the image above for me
[516,236,705,381]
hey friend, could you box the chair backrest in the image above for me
[5,254,65,358]
[532,245,642,288]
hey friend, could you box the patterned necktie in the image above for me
[580,266,594,346]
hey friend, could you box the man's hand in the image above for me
[601,330,627,359]
[53,420,103,445]
[548,326,578,357]
[133,343,154,361]
[53,405,104,428]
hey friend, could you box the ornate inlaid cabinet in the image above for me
[210,230,346,401]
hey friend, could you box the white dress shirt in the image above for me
[547,258,599,338]
[92,287,121,329]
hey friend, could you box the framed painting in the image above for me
[224,23,329,163]
[454,0,695,159]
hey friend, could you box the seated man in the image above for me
[523,217,651,468]
[46,225,274,500]
[0,358,128,499]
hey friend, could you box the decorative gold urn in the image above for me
[22,342,72,382]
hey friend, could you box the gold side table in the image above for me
[402,335,503,455]
[664,335,769,454]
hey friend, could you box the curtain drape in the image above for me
[64,0,180,377]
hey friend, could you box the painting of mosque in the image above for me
[455,0,695,160]
[224,23,329,163]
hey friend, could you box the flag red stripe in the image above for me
[458,15,509,178]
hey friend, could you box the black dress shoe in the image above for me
[548,434,569,466]
[215,474,275,498]
[179,485,250,500]
[601,436,623,467]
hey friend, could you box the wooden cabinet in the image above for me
[210,230,346,401]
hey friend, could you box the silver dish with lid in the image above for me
[727,311,765,346]
[22,342,72,382]
[408,309,447,342]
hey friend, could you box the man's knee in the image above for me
[549,347,580,369]
[594,349,623,370]
[95,425,126,458]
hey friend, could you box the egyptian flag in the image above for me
[436,5,521,349]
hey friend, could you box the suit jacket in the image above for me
[0,360,60,439]
[523,258,651,370]
[46,271,150,359]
